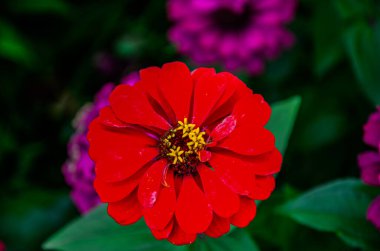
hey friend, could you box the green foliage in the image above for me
[0,21,36,66]
[191,230,260,251]
[43,205,185,251]
[43,205,259,251]
[279,179,380,250]
[0,189,76,251]
[266,96,301,155]
[313,1,344,76]
[344,21,380,105]
[6,0,71,15]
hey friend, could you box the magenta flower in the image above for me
[62,74,139,213]
[168,0,296,74]
[0,240,5,251]
[358,107,380,231]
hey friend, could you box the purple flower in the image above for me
[63,73,139,213]
[358,107,380,231]
[0,240,5,251]
[168,0,296,74]
[368,196,380,231]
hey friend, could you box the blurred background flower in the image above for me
[168,0,296,74]
[358,107,380,231]
[62,73,138,213]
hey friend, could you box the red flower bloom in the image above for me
[88,62,282,245]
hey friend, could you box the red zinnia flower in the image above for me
[88,62,282,245]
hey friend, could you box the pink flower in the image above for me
[168,0,296,74]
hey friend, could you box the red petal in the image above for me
[242,149,282,175]
[209,152,254,196]
[150,220,174,240]
[198,150,212,162]
[191,67,216,82]
[138,159,167,208]
[198,165,240,218]
[109,84,170,130]
[99,106,128,129]
[88,118,159,182]
[209,149,282,176]
[175,175,213,234]
[138,66,176,125]
[218,119,275,156]
[168,221,196,245]
[210,115,237,142]
[211,72,246,112]
[230,197,257,228]
[203,72,250,126]
[94,169,143,203]
[250,175,276,200]
[107,191,142,225]
[143,170,176,230]
[138,66,161,88]
[192,73,227,126]
[159,62,193,121]
[232,94,271,127]
[205,214,230,238]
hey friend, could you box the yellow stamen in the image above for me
[164,118,207,164]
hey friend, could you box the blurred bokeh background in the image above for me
[0,0,379,250]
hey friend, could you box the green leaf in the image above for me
[279,179,380,250]
[43,204,260,251]
[266,96,301,154]
[0,190,75,251]
[0,20,36,66]
[344,21,380,105]
[333,0,373,20]
[313,1,344,76]
[191,229,260,251]
[43,204,188,251]
[7,0,71,15]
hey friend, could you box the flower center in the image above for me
[160,118,207,176]
[211,4,253,32]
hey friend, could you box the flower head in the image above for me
[168,0,296,74]
[88,62,282,244]
[367,196,380,231]
[63,74,139,213]
[358,107,380,231]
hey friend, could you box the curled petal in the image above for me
[210,115,237,142]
